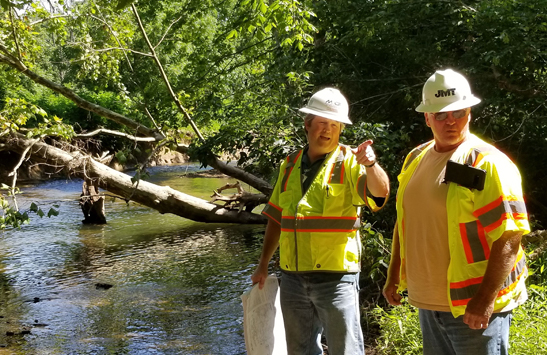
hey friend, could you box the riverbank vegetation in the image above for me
[1,0,547,352]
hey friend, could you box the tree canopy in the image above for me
[1,0,546,230]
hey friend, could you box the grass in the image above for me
[368,284,547,355]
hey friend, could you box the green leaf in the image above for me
[47,208,59,217]
[226,30,238,40]
[30,202,39,212]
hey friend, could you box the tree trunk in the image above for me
[80,179,107,224]
[6,135,267,224]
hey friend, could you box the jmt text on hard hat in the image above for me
[435,88,456,98]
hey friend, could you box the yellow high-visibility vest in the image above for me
[263,145,385,272]
[396,134,530,317]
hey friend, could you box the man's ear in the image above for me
[425,113,431,127]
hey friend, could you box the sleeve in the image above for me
[261,159,286,225]
[346,151,387,212]
[472,155,530,243]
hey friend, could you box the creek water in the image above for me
[0,165,266,355]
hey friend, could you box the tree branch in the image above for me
[8,138,38,211]
[89,10,134,71]
[30,14,69,26]
[154,15,184,49]
[75,128,157,142]
[0,46,164,141]
[9,7,23,61]
[88,47,154,57]
[131,4,205,142]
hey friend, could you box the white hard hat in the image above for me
[415,69,481,113]
[298,88,352,124]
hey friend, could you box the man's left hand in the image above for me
[351,140,376,167]
[463,297,495,330]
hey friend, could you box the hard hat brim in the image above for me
[298,107,353,125]
[416,96,481,113]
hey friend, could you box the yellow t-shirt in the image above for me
[403,146,454,312]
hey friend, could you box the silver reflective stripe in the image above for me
[462,221,488,263]
[356,175,367,201]
[450,281,481,303]
[464,145,496,166]
[450,255,526,302]
[501,255,526,290]
[262,203,281,223]
[281,151,301,193]
[281,217,358,231]
[478,200,527,228]
[329,149,346,184]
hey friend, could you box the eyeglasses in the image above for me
[431,109,470,121]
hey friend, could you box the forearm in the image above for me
[366,163,390,198]
[386,223,401,284]
[471,230,523,305]
[383,223,403,305]
[257,220,281,268]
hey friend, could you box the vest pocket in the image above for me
[311,232,356,271]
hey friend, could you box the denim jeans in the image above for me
[419,309,512,355]
[279,271,365,355]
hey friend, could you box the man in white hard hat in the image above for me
[252,87,390,354]
[383,69,530,355]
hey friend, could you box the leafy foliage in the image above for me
[0,185,59,230]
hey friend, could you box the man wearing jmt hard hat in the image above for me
[383,69,530,355]
[252,88,390,354]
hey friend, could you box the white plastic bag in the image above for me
[241,275,287,355]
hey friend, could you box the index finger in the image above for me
[352,139,374,153]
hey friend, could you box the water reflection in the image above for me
[0,165,266,354]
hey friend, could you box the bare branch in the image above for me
[154,15,184,49]
[144,107,164,135]
[131,4,205,142]
[8,138,38,211]
[75,128,158,142]
[89,11,134,71]
[30,14,69,26]
[9,8,23,61]
[89,47,154,57]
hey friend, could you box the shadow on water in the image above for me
[0,165,266,354]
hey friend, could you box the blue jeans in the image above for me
[419,309,512,355]
[279,271,365,355]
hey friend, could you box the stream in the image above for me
[0,165,266,354]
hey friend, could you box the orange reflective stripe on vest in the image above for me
[281,150,302,193]
[473,196,528,233]
[449,254,526,307]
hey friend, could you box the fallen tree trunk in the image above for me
[6,135,267,224]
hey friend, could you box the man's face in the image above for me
[425,108,471,152]
[305,116,342,156]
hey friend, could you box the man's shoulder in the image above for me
[464,135,513,167]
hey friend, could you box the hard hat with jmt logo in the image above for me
[416,69,481,113]
[299,88,352,124]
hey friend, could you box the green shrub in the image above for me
[372,303,422,355]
